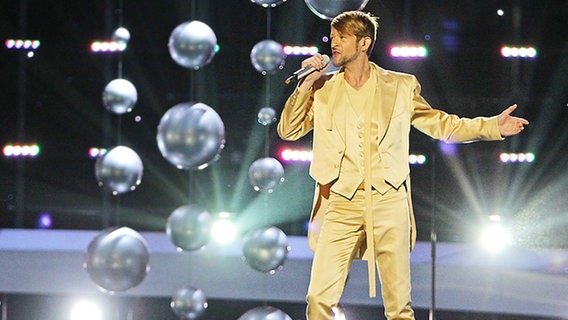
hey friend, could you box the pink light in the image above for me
[390,45,428,58]
[408,154,427,165]
[280,148,313,163]
[283,45,319,56]
[90,41,127,53]
[89,147,108,158]
[5,39,40,50]
[500,46,537,58]
[499,152,535,163]
[3,144,40,157]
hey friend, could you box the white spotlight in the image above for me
[70,300,102,320]
[332,305,346,320]
[211,212,237,245]
[480,216,512,252]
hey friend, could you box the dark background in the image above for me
[1,0,567,319]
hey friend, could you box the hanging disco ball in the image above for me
[237,306,292,320]
[168,20,217,69]
[84,227,150,293]
[304,0,369,20]
[250,39,286,75]
[112,27,131,44]
[95,145,143,195]
[102,78,138,114]
[242,226,290,273]
[170,287,208,320]
[248,157,285,192]
[257,107,277,126]
[250,0,287,7]
[157,102,225,170]
[166,204,212,251]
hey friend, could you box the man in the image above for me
[277,10,529,320]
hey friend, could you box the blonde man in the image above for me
[278,10,528,320]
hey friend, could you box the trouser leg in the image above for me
[373,187,415,320]
[306,192,365,320]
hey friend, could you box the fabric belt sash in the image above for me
[363,90,376,297]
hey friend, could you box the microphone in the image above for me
[284,54,330,85]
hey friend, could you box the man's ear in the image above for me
[362,37,371,51]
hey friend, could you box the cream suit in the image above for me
[277,63,504,320]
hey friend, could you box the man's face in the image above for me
[330,27,363,67]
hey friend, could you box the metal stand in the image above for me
[429,154,437,320]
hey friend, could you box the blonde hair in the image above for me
[331,11,379,56]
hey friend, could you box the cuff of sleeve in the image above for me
[290,87,313,104]
[295,85,313,96]
[488,116,505,140]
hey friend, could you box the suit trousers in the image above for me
[306,186,415,320]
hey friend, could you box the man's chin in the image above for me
[332,56,343,67]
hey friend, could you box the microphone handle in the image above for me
[284,54,330,85]
[284,66,315,85]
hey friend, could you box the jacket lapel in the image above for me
[325,72,343,130]
[374,65,398,143]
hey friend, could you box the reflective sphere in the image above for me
[250,0,287,7]
[102,78,138,114]
[168,20,217,69]
[237,306,293,320]
[95,145,143,195]
[170,287,208,320]
[248,157,284,192]
[166,205,212,251]
[250,40,285,74]
[112,27,131,44]
[242,227,290,273]
[157,102,225,170]
[84,227,150,293]
[304,0,369,20]
[257,107,277,126]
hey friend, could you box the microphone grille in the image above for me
[322,54,331,67]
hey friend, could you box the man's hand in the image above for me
[498,104,529,137]
[297,54,329,92]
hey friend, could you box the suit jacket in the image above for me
[277,63,503,258]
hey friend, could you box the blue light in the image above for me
[37,212,53,229]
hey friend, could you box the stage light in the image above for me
[499,152,535,163]
[37,212,53,229]
[283,45,319,56]
[211,212,237,245]
[500,46,537,58]
[5,39,40,50]
[390,45,428,58]
[408,154,427,165]
[70,300,102,320]
[279,148,313,163]
[332,305,346,320]
[90,40,127,53]
[480,215,512,252]
[89,147,108,158]
[3,144,40,158]
[439,141,458,156]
